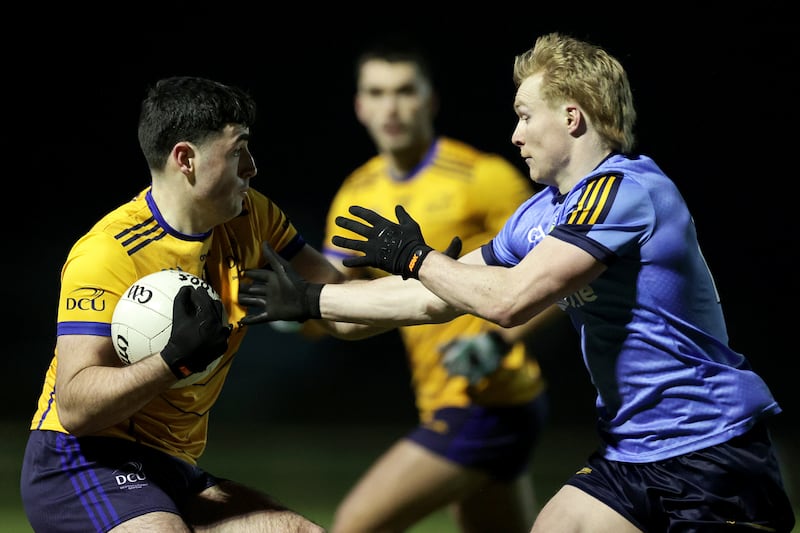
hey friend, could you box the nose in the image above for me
[511,122,524,146]
[240,152,257,180]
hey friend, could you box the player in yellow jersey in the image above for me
[20,76,340,532]
[319,39,553,533]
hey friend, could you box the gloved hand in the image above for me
[160,285,231,380]
[238,242,323,326]
[439,331,512,386]
[333,205,452,280]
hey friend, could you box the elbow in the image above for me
[492,310,525,329]
[482,298,532,329]
[57,402,104,437]
[57,409,93,437]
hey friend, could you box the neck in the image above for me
[383,136,435,177]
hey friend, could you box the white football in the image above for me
[111,269,227,388]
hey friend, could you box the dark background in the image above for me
[4,9,797,440]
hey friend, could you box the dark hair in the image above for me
[354,35,435,86]
[137,76,257,171]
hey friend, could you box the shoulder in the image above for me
[76,190,153,251]
[437,137,524,179]
[340,154,386,190]
[234,188,298,245]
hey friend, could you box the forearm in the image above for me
[417,237,604,327]
[318,275,461,327]
[58,355,175,435]
[416,252,551,327]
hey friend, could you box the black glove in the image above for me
[440,330,512,386]
[238,242,323,326]
[333,205,445,279]
[160,285,231,380]
[441,235,463,259]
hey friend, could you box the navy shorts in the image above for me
[407,393,548,482]
[21,430,219,533]
[566,422,796,532]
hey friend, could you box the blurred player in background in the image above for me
[20,76,338,532]
[319,38,555,533]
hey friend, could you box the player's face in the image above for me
[192,124,257,224]
[355,60,434,154]
[511,74,572,188]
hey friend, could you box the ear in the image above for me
[173,142,195,177]
[565,104,586,136]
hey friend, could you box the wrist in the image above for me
[402,244,434,280]
[305,283,324,319]
[160,343,192,379]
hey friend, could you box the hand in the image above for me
[160,286,231,379]
[332,205,434,279]
[439,331,511,386]
[238,242,323,326]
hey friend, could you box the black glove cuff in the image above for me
[160,343,192,379]
[305,283,323,320]
[402,245,434,280]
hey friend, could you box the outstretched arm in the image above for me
[237,242,463,338]
[332,205,605,327]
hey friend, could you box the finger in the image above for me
[186,285,210,310]
[238,312,270,326]
[238,283,269,297]
[261,242,288,270]
[172,285,195,316]
[347,205,386,226]
[175,284,193,302]
[331,235,368,253]
[341,256,371,268]
[242,269,273,282]
[442,236,462,258]
[237,294,266,307]
[334,216,374,236]
[395,204,412,224]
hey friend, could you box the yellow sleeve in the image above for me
[470,154,534,235]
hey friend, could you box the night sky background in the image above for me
[4,8,797,443]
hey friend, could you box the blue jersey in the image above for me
[484,153,781,462]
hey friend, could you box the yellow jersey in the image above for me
[323,137,546,420]
[30,186,301,464]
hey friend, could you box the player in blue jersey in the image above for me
[238,33,796,532]
[21,76,338,532]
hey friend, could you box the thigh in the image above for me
[531,485,641,533]
[108,512,190,533]
[331,438,486,533]
[186,479,324,532]
[408,397,547,482]
[21,431,197,533]
[561,423,796,532]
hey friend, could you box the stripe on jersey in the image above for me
[568,174,621,225]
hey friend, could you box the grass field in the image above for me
[3,421,798,532]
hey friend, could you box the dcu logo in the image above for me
[112,462,149,491]
[66,287,107,312]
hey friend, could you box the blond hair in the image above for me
[513,32,636,154]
